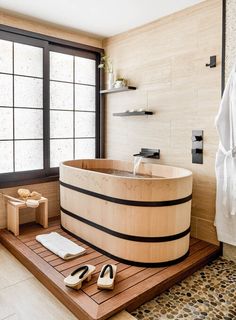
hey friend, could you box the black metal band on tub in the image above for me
[60,224,190,268]
[60,206,191,243]
[59,180,192,207]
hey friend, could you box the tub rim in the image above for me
[60,158,192,181]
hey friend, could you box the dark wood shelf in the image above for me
[100,86,136,94]
[113,111,154,117]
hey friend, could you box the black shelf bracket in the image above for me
[206,55,216,68]
[113,111,153,117]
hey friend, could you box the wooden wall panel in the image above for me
[103,0,222,245]
[0,10,102,48]
[0,181,60,228]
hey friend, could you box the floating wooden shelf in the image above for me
[113,111,153,116]
[100,86,136,94]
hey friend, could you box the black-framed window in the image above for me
[0,26,103,187]
[49,45,97,171]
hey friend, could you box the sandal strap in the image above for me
[100,264,114,279]
[71,265,89,279]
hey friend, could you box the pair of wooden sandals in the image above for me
[64,264,117,290]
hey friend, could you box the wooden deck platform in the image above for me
[0,219,221,320]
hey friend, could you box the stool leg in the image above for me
[7,203,19,236]
[36,200,48,229]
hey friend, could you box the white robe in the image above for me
[215,65,236,245]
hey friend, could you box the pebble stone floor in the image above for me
[131,258,236,320]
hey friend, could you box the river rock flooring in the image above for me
[131,257,236,320]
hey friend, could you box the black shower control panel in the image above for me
[192,130,203,164]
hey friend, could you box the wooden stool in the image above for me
[7,197,48,236]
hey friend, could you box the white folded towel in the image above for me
[36,232,86,260]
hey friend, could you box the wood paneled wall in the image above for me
[0,11,102,228]
[0,10,102,48]
[103,0,222,245]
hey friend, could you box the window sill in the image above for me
[0,175,59,189]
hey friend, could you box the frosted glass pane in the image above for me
[15,140,43,171]
[15,109,43,139]
[0,39,13,73]
[50,52,73,82]
[75,85,95,111]
[14,43,43,77]
[75,112,95,137]
[15,76,43,108]
[75,139,95,159]
[75,57,95,85]
[50,139,73,167]
[0,74,13,106]
[0,141,13,173]
[0,108,13,139]
[50,111,73,138]
[50,81,73,110]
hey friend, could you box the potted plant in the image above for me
[98,55,114,89]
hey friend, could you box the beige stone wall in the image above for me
[223,0,236,261]
[103,0,222,245]
[225,0,236,81]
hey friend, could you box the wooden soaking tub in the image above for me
[60,159,193,267]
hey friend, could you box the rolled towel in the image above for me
[36,232,86,260]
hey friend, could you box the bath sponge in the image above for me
[18,188,31,200]
[17,189,42,201]
[30,191,42,200]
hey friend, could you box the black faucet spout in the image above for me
[133,148,160,159]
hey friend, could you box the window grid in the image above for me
[73,55,75,160]
[49,50,96,167]
[50,78,95,87]
[12,41,15,172]
[0,42,44,173]
[0,27,102,186]
[0,71,43,80]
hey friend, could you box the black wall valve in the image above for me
[192,135,202,142]
[192,130,203,164]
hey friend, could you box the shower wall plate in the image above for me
[192,130,203,164]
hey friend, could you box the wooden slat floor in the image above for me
[0,218,221,320]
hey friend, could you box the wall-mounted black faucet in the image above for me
[133,148,160,159]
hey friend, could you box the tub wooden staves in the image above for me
[60,159,193,267]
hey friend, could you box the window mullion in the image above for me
[73,56,75,160]
[43,41,50,175]
[12,41,15,172]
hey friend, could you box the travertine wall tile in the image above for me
[223,0,236,258]
[104,0,222,245]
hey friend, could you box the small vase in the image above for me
[107,72,114,89]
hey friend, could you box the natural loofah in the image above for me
[30,191,42,200]
[17,189,42,201]
[18,188,31,200]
